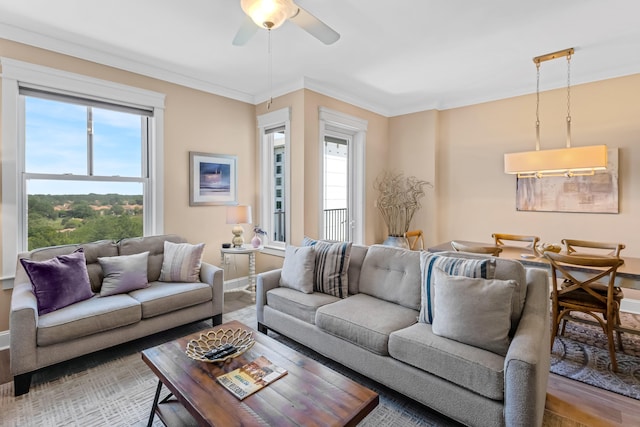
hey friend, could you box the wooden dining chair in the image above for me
[544,252,624,372]
[450,241,502,257]
[405,230,424,251]
[562,239,625,259]
[492,233,540,253]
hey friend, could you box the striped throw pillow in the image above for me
[302,237,352,298]
[419,251,495,324]
[158,241,205,282]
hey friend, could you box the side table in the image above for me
[220,245,262,296]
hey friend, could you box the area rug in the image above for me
[0,306,580,427]
[550,312,640,400]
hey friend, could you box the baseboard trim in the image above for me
[223,276,249,292]
[621,298,640,315]
[0,330,9,350]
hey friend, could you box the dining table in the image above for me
[428,240,640,290]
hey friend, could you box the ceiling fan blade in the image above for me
[289,6,340,45]
[232,16,259,46]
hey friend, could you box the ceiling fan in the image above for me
[233,0,340,46]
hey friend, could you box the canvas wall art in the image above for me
[516,149,618,213]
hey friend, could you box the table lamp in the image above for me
[226,205,252,247]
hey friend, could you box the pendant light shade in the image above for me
[504,48,608,178]
[241,0,298,29]
[504,145,607,178]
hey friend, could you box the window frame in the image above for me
[1,58,165,288]
[318,107,367,244]
[257,107,291,255]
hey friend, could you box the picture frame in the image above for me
[189,152,238,206]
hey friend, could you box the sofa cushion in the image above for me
[302,237,352,298]
[432,268,515,356]
[128,281,212,318]
[98,252,150,297]
[436,251,528,334]
[419,251,495,324]
[358,245,421,310]
[388,323,505,400]
[279,245,315,293]
[315,293,418,355]
[119,234,186,282]
[158,241,205,283]
[37,294,141,346]
[347,245,368,295]
[20,249,94,315]
[266,287,340,325]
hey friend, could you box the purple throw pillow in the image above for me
[20,248,94,315]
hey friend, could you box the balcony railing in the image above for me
[324,208,348,241]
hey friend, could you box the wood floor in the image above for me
[1,291,639,426]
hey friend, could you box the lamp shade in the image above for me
[504,145,608,177]
[241,0,298,29]
[226,205,253,225]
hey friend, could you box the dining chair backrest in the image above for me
[492,233,540,252]
[562,239,625,259]
[405,230,424,251]
[544,251,624,371]
[450,241,502,257]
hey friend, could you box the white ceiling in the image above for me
[0,0,639,117]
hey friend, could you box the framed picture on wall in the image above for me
[189,152,238,206]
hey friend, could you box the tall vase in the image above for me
[382,235,409,249]
[251,234,262,248]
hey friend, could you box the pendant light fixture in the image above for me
[504,48,607,178]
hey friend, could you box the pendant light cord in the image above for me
[566,53,572,148]
[535,62,541,151]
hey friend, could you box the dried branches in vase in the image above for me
[374,171,432,238]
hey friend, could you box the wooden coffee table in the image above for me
[142,320,379,426]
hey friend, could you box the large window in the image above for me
[23,91,149,250]
[2,58,165,285]
[258,108,291,252]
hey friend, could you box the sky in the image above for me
[25,96,144,195]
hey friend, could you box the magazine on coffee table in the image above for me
[217,356,287,400]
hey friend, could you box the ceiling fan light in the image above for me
[241,0,298,30]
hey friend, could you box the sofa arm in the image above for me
[199,262,224,319]
[256,269,282,324]
[504,268,550,427]
[10,280,39,376]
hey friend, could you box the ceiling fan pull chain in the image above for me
[267,29,273,110]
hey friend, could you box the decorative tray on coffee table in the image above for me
[185,328,255,363]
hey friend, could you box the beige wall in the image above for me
[436,74,640,256]
[0,39,256,331]
[1,37,638,333]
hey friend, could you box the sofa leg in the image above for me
[212,313,223,326]
[257,322,268,334]
[14,373,32,396]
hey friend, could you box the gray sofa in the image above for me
[10,234,223,396]
[257,244,550,427]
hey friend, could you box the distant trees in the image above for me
[27,194,143,250]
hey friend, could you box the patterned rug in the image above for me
[550,311,640,400]
[0,305,581,427]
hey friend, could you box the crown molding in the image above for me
[0,23,254,104]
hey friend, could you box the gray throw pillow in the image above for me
[279,245,315,293]
[98,252,150,297]
[419,251,495,324]
[302,237,352,298]
[431,268,515,356]
[158,241,205,282]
